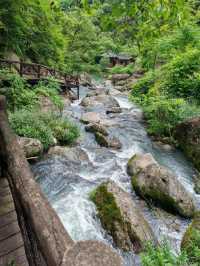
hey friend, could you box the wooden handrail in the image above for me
[0,59,79,86]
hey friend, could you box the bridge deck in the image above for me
[0,178,29,266]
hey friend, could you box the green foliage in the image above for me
[141,241,189,266]
[181,212,200,264]
[33,79,64,111]
[109,63,134,75]
[162,48,200,101]
[0,70,37,111]
[182,228,200,264]
[9,109,79,149]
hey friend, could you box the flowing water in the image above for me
[32,80,200,265]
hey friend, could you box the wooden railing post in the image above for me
[19,61,23,77]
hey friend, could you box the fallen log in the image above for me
[0,95,74,266]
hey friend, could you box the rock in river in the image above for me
[127,153,195,218]
[91,181,156,252]
[48,146,89,162]
[95,133,122,150]
[175,117,200,171]
[85,123,108,136]
[81,95,119,109]
[81,112,101,124]
[18,137,43,158]
[61,240,123,266]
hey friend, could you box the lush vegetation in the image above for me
[141,241,189,266]
[0,70,79,149]
[130,27,200,140]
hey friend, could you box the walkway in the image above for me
[0,178,28,266]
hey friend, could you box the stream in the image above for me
[32,80,199,265]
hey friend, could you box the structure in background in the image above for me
[98,52,134,67]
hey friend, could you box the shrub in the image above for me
[0,70,37,111]
[109,63,134,75]
[9,109,79,149]
[131,70,157,99]
[141,241,189,266]
[142,97,200,137]
[161,48,200,101]
[33,79,64,111]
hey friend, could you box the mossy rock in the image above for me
[181,212,200,264]
[175,118,200,171]
[95,133,109,147]
[90,181,156,252]
[90,184,124,237]
[128,153,195,218]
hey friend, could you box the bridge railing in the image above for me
[0,59,79,88]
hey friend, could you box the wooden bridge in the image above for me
[0,59,80,98]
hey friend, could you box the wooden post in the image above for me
[19,62,23,77]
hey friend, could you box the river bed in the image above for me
[32,80,199,265]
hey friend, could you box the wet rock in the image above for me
[18,137,43,158]
[90,181,156,252]
[85,123,108,136]
[95,133,122,149]
[81,95,120,109]
[181,212,200,264]
[127,153,195,218]
[86,88,109,97]
[79,73,92,86]
[95,133,109,147]
[61,240,123,266]
[108,88,121,96]
[81,112,101,124]
[153,141,174,152]
[109,137,122,149]
[48,146,89,162]
[106,107,122,114]
[175,117,200,171]
[112,74,130,82]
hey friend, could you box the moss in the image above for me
[90,184,124,235]
[95,133,109,147]
[127,154,138,176]
[181,212,200,264]
[131,175,190,217]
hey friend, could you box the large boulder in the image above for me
[95,133,122,150]
[175,117,200,171]
[112,74,130,82]
[106,107,122,114]
[81,112,101,124]
[127,153,195,218]
[61,240,123,266]
[85,123,108,136]
[18,137,43,158]
[90,181,156,252]
[48,146,89,162]
[81,95,119,109]
[181,212,200,265]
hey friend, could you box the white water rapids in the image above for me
[33,80,200,265]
